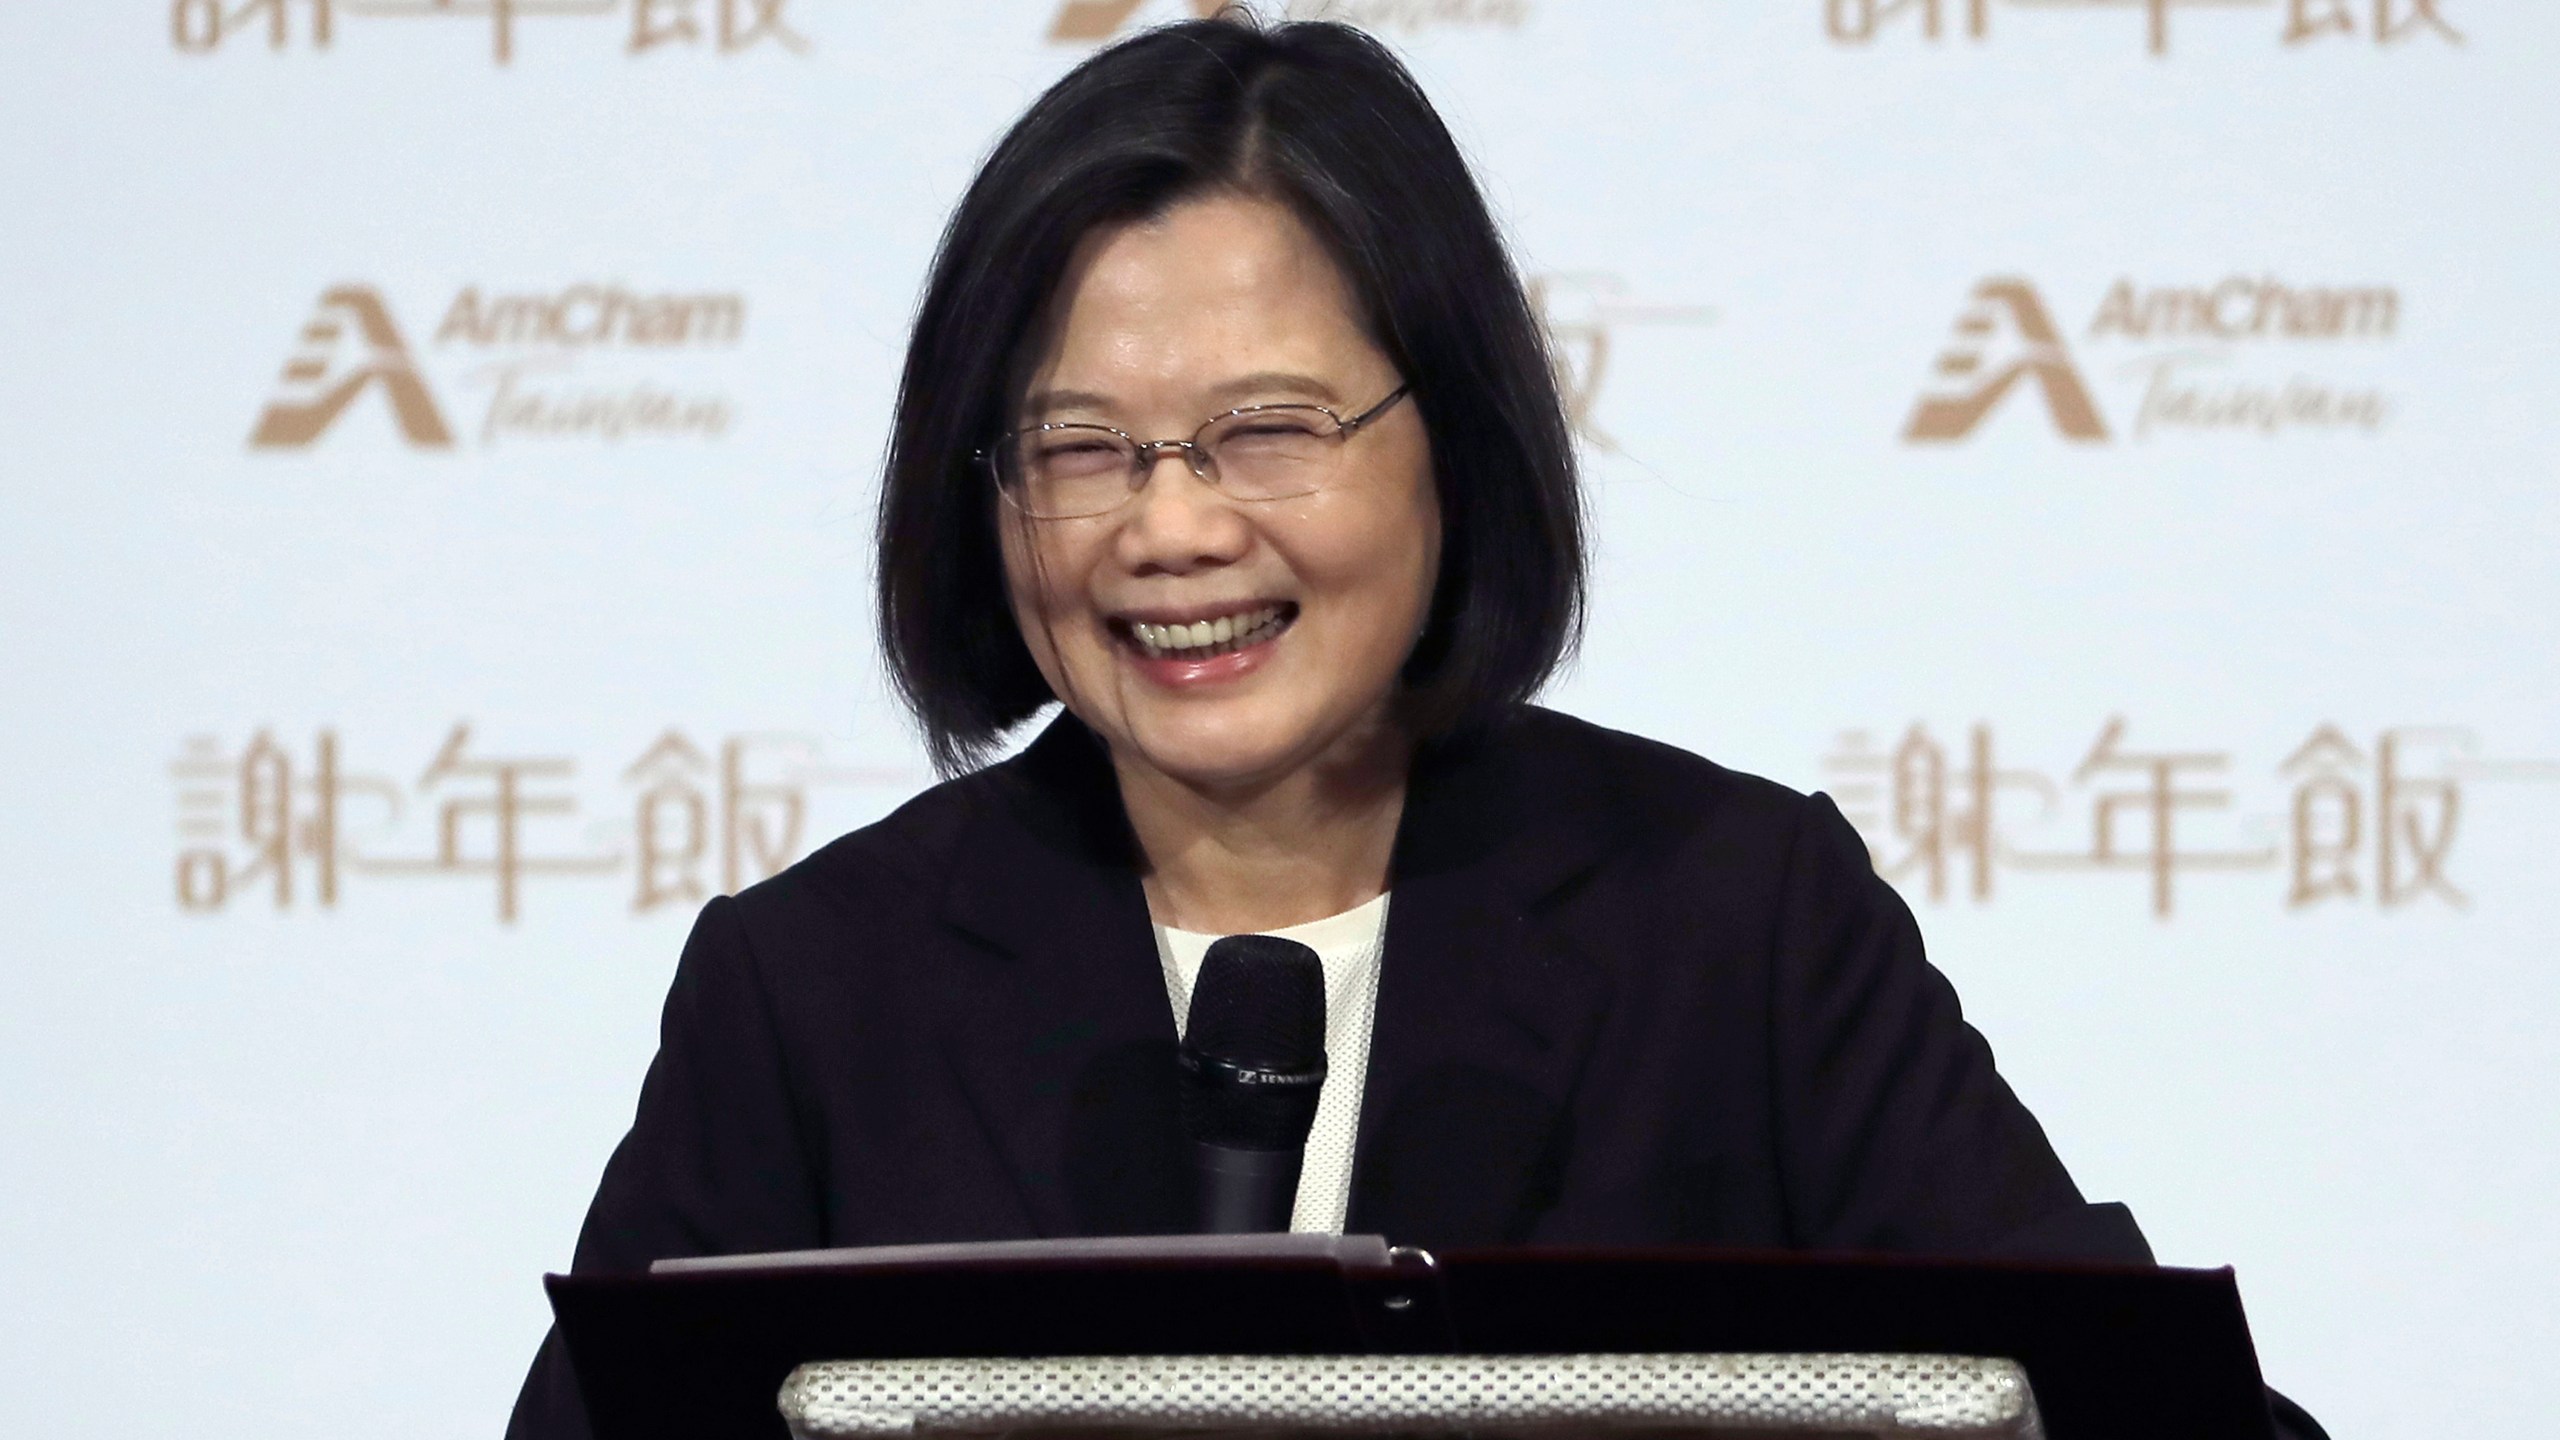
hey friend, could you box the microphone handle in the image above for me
[1192,1140,1304,1233]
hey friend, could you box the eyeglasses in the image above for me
[979,384,1412,521]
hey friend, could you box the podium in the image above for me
[545,1235,2279,1440]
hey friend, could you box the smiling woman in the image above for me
[505,15,2324,1440]
[994,193,1447,932]
[870,16,1580,941]
[874,24,1582,781]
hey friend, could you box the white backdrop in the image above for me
[2,3,2555,1437]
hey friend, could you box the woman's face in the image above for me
[1000,192,1440,794]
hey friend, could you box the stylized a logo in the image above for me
[1048,0,1226,42]
[1904,278,2109,443]
[250,285,454,449]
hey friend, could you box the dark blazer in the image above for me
[508,706,2221,1439]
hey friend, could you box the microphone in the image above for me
[1178,934,1328,1233]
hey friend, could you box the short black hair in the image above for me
[878,15,1585,775]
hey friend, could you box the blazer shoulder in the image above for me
[1502,705,1824,850]
[722,758,1009,928]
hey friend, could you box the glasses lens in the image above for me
[1201,408,1338,501]
[1007,426,1135,517]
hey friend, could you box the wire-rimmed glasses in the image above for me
[979,384,1411,520]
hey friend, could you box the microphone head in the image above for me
[1179,934,1327,1152]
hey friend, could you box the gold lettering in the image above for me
[1909,279,2108,442]
[2206,276,2259,339]
[254,287,453,449]
[438,286,743,348]
[435,286,491,346]
[2126,351,2392,439]
[628,0,700,53]
[689,293,746,346]
[719,0,810,53]
[2330,285,2398,338]
[559,284,606,345]
[2092,279,2397,342]
[2088,278,2145,339]
[2281,726,2365,906]
[2378,729,2467,906]
[2008,717,2276,920]
[171,0,226,50]
[2377,0,2462,45]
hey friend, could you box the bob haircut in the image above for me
[878,14,1585,775]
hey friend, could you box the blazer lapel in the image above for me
[935,718,1194,1238]
[1347,715,1620,1248]
[931,709,1622,1247]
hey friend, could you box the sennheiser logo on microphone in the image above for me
[1233,1068,1312,1087]
[1178,1050,1327,1090]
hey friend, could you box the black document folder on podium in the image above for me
[546,1235,2277,1440]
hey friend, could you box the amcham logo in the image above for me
[252,286,454,449]
[1904,274,2399,444]
[1904,279,2107,444]
[250,281,744,450]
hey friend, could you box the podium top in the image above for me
[780,1352,2047,1440]
[549,1239,2273,1440]
[652,1231,1396,1276]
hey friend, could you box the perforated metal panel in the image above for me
[781,1353,2045,1439]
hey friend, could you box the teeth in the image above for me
[1127,605,1286,660]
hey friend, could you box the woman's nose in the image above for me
[1113,448,1250,573]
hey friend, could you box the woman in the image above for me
[508,16,2321,1440]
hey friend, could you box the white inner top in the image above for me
[1153,892,1390,1235]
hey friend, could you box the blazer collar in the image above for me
[935,709,1621,1244]
[940,715,1145,962]
[1346,713,1620,1246]
[933,718,1184,1237]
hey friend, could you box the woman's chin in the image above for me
[1109,708,1326,793]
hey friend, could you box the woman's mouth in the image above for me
[1119,603,1295,662]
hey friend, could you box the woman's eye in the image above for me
[1222,419,1326,445]
[1035,438,1127,474]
